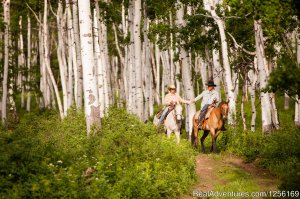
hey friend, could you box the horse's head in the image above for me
[220,100,229,119]
[174,104,183,121]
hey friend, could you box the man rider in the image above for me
[190,80,220,129]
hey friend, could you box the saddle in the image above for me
[197,106,215,129]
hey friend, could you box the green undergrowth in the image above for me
[0,107,196,198]
[217,125,300,192]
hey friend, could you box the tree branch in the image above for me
[227,32,256,55]
[26,3,41,24]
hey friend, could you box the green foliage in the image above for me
[265,54,300,96]
[0,107,196,198]
[219,125,300,191]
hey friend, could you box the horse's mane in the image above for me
[218,101,227,108]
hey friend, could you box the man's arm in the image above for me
[193,91,205,102]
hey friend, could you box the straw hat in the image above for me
[168,84,176,90]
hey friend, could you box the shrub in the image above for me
[0,107,196,198]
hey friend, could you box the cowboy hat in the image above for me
[168,84,176,90]
[206,80,217,87]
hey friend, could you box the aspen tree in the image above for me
[78,0,101,133]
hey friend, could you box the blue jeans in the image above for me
[159,108,169,124]
[199,104,210,121]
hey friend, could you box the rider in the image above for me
[190,80,220,128]
[158,84,190,124]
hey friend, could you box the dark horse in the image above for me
[191,101,229,153]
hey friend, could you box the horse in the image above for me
[153,104,183,144]
[191,101,229,153]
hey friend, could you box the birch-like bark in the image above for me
[155,32,161,104]
[2,0,10,125]
[143,2,151,121]
[18,16,26,109]
[176,1,196,138]
[248,68,257,132]
[43,0,64,119]
[204,0,236,125]
[133,0,143,119]
[66,0,73,109]
[212,48,222,95]
[26,15,31,111]
[78,0,101,133]
[95,0,110,112]
[72,0,83,110]
[241,77,247,131]
[254,20,273,132]
[56,1,68,116]
[93,9,105,118]
[284,93,289,110]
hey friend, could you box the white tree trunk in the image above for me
[248,68,257,132]
[95,0,110,112]
[18,16,26,109]
[176,1,196,138]
[44,0,64,118]
[155,31,161,104]
[78,0,101,133]
[143,3,151,122]
[56,2,68,116]
[254,20,273,132]
[72,0,83,110]
[204,0,236,125]
[212,48,222,95]
[133,0,143,119]
[66,0,74,109]
[93,9,105,118]
[2,0,10,125]
[26,15,31,112]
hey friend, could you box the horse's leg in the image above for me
[209,129,217,153]
[174,130,180,144]
[192,125,199,149]
[200,130,209,153]
[166,129,172,139]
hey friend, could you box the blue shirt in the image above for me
[194,89,220,109]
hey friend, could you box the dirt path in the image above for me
[182,153,280,198]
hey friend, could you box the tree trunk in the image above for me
[254,20,273,133]
[66,0,74,109]
[143,2,151,122]
[78,0,101,133]
[248,68,257,132]
[72,0,83,110]
[56,1,68,116]
[2,0,10,125]
[93,9,105,118]
[26,15,31,112]
[176,1,196,139]
[43,0,64,119]
[212,48,222,95]
[18,16,26,109]
[95,0,110,112]
[205,0,236,125]
[133,0,143,120]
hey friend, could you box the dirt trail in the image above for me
[182,154,280,198]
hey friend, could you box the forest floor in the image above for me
[182,153,280,199]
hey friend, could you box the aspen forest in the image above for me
[0,0,299,198]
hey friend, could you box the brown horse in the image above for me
[191,101,229,153]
